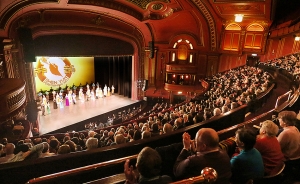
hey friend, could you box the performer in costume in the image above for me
[42,95,47,107]
[99,88,103,98]
[91,89,95,100]
[103,85,107,97]
[41,103,46,116]
[95,86,100,99]
[111,85,115,94]
[86,84,90,101]
[79,87,84,102]
[65,93,70,106]
[46,101,51,114]
[68,91,72,105]
[52,91,58,109]
[86,88,91,101]
[72,91,76,104]
[59,92,64,108]
[107,87,111,97]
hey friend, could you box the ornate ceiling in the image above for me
[0,0,292,52]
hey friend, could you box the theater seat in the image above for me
[253,162,285,184]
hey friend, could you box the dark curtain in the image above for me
[94,56,132,98]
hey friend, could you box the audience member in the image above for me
[39,142,55,158]
[0,143,15,163]
[141,131,151,139]
[57,144,71,155]
[231,128,264,183]
[277,111,300,169]
[86,137,98,150]
[7,143,44,163]
[255,120,284,175]
[124,147,172,184]
[173,128,231,184]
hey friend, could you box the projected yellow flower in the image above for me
[34,57,75,86]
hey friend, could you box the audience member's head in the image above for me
[213,108,221,116]
[57,144,71,154]
[163,123,173,134]
[259,120,279,137]
[62,136,70,143]
[64,140,77,152]
[5,143,15,155]
[133,130,142,140]
[136,147,162,178]
[195,128,219,152]
[115,134,126,144]
[49,138,60,153]
[221,105,229,113]
[42,142,50,153]
[86,138,98,150]
[278,110,297,127]
[141,131,151,139]
[88,131,96,138]
[235,128,257,151]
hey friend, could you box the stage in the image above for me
[38,95,138,135]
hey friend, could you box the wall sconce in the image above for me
[172,52,175,61]
[189,54,193,63]
[173,74,175,78]
[234,14,244,22]
[295,36,300,41]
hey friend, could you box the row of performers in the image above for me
[41,85,115,115]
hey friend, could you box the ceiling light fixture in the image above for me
[235,14,244,22]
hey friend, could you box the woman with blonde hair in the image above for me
[255,120,284,175]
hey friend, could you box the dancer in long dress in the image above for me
[79,88,84,102]
[103,85,107,97]
[68,91,72,105]
[59,92,64,108]
[107,87,111,97]
[42,95,47,107]
[99,88,103,98]
[91,90,95,100]
[46,101,51,114]
[65,93,70,106]
[72,91,76,104]
[111,85,115,94]
[95,87,100,99]
[86,88,91,101]
[53,91,58,109]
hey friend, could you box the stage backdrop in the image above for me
[33,57,94,92]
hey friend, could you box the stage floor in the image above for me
[38,95,137,135]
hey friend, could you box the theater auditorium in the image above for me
[0,0,300,183]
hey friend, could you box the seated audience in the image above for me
[124,147,172,184]
[231,128,264,183]
[7,143,45,163]
[255,120,284,175]
[173,128,231,184]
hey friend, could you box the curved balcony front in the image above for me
[0,79,26,120]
